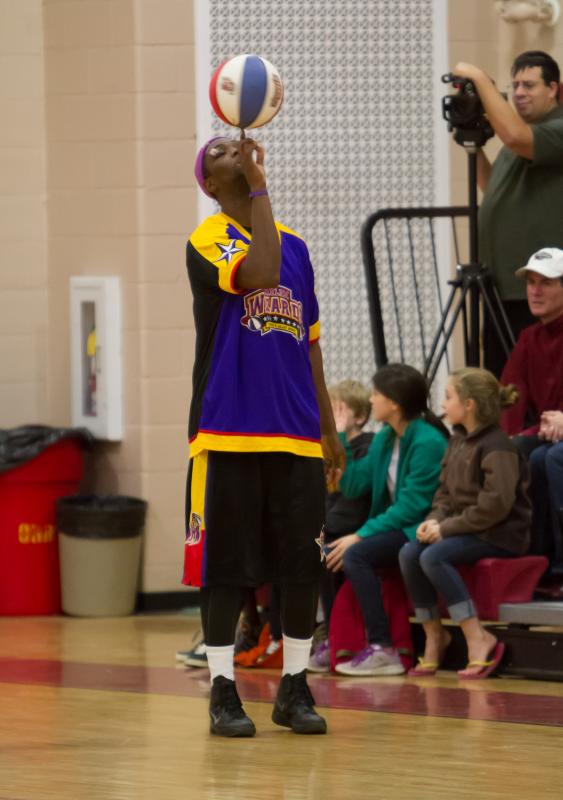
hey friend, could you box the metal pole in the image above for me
[467,148,480,366]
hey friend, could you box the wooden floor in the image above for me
[1,614,563,800]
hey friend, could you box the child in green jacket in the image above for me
[326,363,448,676]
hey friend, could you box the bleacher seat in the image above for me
[449,556,548,621]
[328,556,548,672]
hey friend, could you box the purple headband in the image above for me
[194,136,225,197]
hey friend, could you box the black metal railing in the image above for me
[361,206,470,381]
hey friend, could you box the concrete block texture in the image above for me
[0,335,39,381]
[0,0,43,54]
[44,1,112,49]
[143,378,191,426]
[139,234,193,284]
[0,147,46,194]
[0,382,41,427]
[0,1,198,590]
[136,0,194,45]
[140,281,192,330]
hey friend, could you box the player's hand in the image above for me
[325,533,360,572]
[239,135,266,192]
[321,431,345,493]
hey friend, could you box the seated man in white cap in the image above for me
[501,248,563,562]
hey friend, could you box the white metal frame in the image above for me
[69,276,123,441]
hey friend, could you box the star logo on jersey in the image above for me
[315,526,327,563]
[213,239,244,265]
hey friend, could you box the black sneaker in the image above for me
[209,676,256,737]
[272,670,327,734]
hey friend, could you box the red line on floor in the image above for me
[1,657,562,727]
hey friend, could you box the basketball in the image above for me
[247,316,264,332]
[209,54,284,130]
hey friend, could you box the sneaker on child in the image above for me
[256,637,283,668]
[335,644,405,676]
[307,639,330,673]
[179,640,208,668]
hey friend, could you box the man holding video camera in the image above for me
[453,51,563,376]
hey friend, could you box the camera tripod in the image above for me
[424,143,516,386]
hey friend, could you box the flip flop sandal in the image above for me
[408,636,452,676]
[457,641,506,680]
[408,658,440,677]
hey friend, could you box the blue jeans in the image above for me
[398,536,513,623]
[529,442,563,564]
[342,529,408,646]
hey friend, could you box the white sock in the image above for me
[282,634,313,676]
[206,644,235,682]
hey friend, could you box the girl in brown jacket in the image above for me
[399,368,532,679]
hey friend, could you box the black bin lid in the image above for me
[56,495,147,539]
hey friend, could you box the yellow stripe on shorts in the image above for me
[188,450,208,537]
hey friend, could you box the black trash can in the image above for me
[56,495,147,617]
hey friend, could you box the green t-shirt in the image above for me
[478,104,563,300]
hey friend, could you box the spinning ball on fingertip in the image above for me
[209,54,284,130]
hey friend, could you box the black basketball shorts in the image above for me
[182,450,326,588]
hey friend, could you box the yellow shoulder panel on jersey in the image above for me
[276,221,305,241]
[190,213,249,294]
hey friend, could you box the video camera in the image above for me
[441,73,494,149]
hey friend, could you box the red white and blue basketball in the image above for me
[209,54,284,130]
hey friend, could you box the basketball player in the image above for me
[184,134,344,737]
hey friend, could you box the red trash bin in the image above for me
[0,438,84,615]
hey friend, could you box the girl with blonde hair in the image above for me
[399,368,532,679]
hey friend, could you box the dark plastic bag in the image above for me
[0,425,93,474]
[57,495,147,540]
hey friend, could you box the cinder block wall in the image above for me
[0,0,48,426]
[0,0,198,596]
[33,0,197,595]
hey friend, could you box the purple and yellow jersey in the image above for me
[186,211,323,458]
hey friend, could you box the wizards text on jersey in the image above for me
[241,285,305,341]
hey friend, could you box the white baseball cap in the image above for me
[516,248,563,279]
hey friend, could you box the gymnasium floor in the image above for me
[1,613,562,800]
